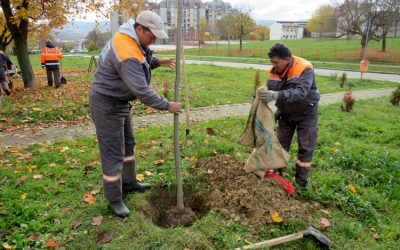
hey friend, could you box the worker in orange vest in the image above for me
[260,43,320,187]
[41,39,63,88]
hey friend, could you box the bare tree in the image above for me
[375,0,400,51]
[231,7,255,51]
[334,0,382,59]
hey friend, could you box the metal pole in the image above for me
[228,11,231,56]
[182,46,190,143]
[362,19,371,60]
[175,0,184,210]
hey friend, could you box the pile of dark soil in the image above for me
[196,155,314,227]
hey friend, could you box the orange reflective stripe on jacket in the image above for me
[268,56,313,80]
[40,47,63,64]
[113,32,145,62]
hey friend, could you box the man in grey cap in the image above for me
[89,10,180,217]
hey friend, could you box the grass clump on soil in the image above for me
[0,97,399,249]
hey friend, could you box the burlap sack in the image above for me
[238,86,289,177]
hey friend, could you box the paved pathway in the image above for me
[0,88,395,148]
[185,60,400,82]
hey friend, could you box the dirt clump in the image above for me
[196,155,314,227]
[141,189,210,228]
[160,206,197,227]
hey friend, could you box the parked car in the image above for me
[69,49,79,54]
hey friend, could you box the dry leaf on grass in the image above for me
[44,239,58,248]
[153,159,165,165]
[97,231,115,244]
[92,216,103,226]
[206,127,215,135]
[136,174,145,182]
[270,210,283,223]
[71,220,83,229]
[84,193,96,204]
[2,242,14,249]
[91,188,101,195]
[28,233,40,241]
[348,184,357,193]
[33,174,43,179]
[319,218,331,228]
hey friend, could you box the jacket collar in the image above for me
[118,19,145,55]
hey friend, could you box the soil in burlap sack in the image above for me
[196,155,314,227]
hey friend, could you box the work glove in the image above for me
[259,90,279,102]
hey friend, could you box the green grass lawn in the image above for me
[158,54,400,74]
[0,97,399,249]
[158,38,400,65]
[9,54,93,71]
[9,38,400,74]
[1,64,398,128]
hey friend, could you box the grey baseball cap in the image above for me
[136,11,168,39]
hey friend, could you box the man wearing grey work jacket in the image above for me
[89,11,181,217]
[260,43,320,187]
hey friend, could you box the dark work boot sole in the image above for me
[123,183,151,194]
[4,89,11,96]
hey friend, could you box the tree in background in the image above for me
[231,7,255,51]
[307,5,336,38]
[216,14,231,40]
[198,17,209,44]
[375,0,400,51]
[333,0,398,59]
[59,41,77,52]
[0,0,143,89]
[85,27,111,51]
[253,25,270,41]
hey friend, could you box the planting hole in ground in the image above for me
[141,188,210,228]
[142,155,315,228]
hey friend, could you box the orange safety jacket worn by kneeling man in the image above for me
[41,46,63,69]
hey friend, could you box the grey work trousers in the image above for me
[89,90,137,202]
[276,106,318,183]
[46,68,61,87]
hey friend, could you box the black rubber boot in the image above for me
[123,182,151,194]
[4,88,10,96]
[295,165,310,187]
[108,201,130,218]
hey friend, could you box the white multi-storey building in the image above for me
[270,21,308,40]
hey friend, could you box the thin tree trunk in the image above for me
[175,0,184,210]
[381,35,387,52]
[360,35,367,59]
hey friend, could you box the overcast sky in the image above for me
[79,0,339,22]
[222,0,337,21]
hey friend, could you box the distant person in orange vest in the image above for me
[41,39,63,88]
[260,43,320,187]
